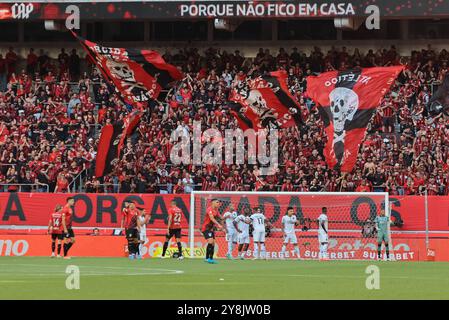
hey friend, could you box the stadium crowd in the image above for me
[0,44,448,195]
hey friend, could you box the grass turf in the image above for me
[0,257,448,299]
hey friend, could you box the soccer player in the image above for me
[161,200,184,260]
[223,204,238,259]
[318,207,329,261]
[374,209,390,261]
[250,207,268,260]
[137,207,149,259]
[125,202,142,260]
[121,200,133,258]
[48,204,63,258]
[61,197,75,259]
[201,198,224,264]
[234,207,251,260]
[120,200,131,232]
[281,207,301,260]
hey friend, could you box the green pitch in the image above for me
[0,257,449,299]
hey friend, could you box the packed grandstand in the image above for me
[0,45,448,195]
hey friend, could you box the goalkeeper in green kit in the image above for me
[374,209,391,261]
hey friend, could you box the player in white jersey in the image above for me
[137,208,149,259]
[317,207,329,260]
[234,207,251,260]
[281,207,301,259]
[250,207,268,260]
[223,204,239,259]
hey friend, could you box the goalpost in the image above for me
[189,191,391,260]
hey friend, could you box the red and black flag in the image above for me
[306,66,404,172]
[428,72,449,116]
[72,32,183,108]
[95,111,142,177]
[229,70,302,131]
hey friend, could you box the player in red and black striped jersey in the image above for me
[61,197,75,259]
[202,198,224,264]
[161,200,184,259]
[124,202,142,260]
[120,200,131,233]
[48,204,63,258]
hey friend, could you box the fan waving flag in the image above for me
[306,66,404,172]
[73,32,183,108]
[229,70,302,131]
[95,111,142,177]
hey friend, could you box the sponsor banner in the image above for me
[0,193,449,233]
[0,193,190,229]
[1,235,448,261]
[1,1,448,21]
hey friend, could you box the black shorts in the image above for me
[126,228,138,240]
[51,233,63,241]
[65,228,75,238]
[166,228,182,239]
[202,229,215,240]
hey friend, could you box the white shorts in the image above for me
[253,230,266,242]
[318,231,328,244]
[226,231,238,243]
[238,233,250,245]
[283,233,298,244]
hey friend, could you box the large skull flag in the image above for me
[306,66,404,172]
[229,70,303,131]
[73,32,183,108]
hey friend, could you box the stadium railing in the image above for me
[0,183,49,192]
[68,168,89,193]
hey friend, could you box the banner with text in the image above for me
[0,193,448,233]
[1,235,448,261]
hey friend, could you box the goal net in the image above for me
[189,191,391,260]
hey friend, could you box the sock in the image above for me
[254,243,259,258]
[128,241,134,256]
[51,242,55,253]
[206,244,213,259]
[281,244,286,256]
[323,243,328,258]
[57,244,62,255]
[294,246,300,258]
[385,244,390,258]
[260,243,266,258]
[139,243,144,256]
[63,243,69,257]
[162,241,169,256]
[227,240,233,255]
[209,244,215,259]
[177,242,183,256]
[65,242,73,256]
[377,244,382,258]
[319,243,324,259]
